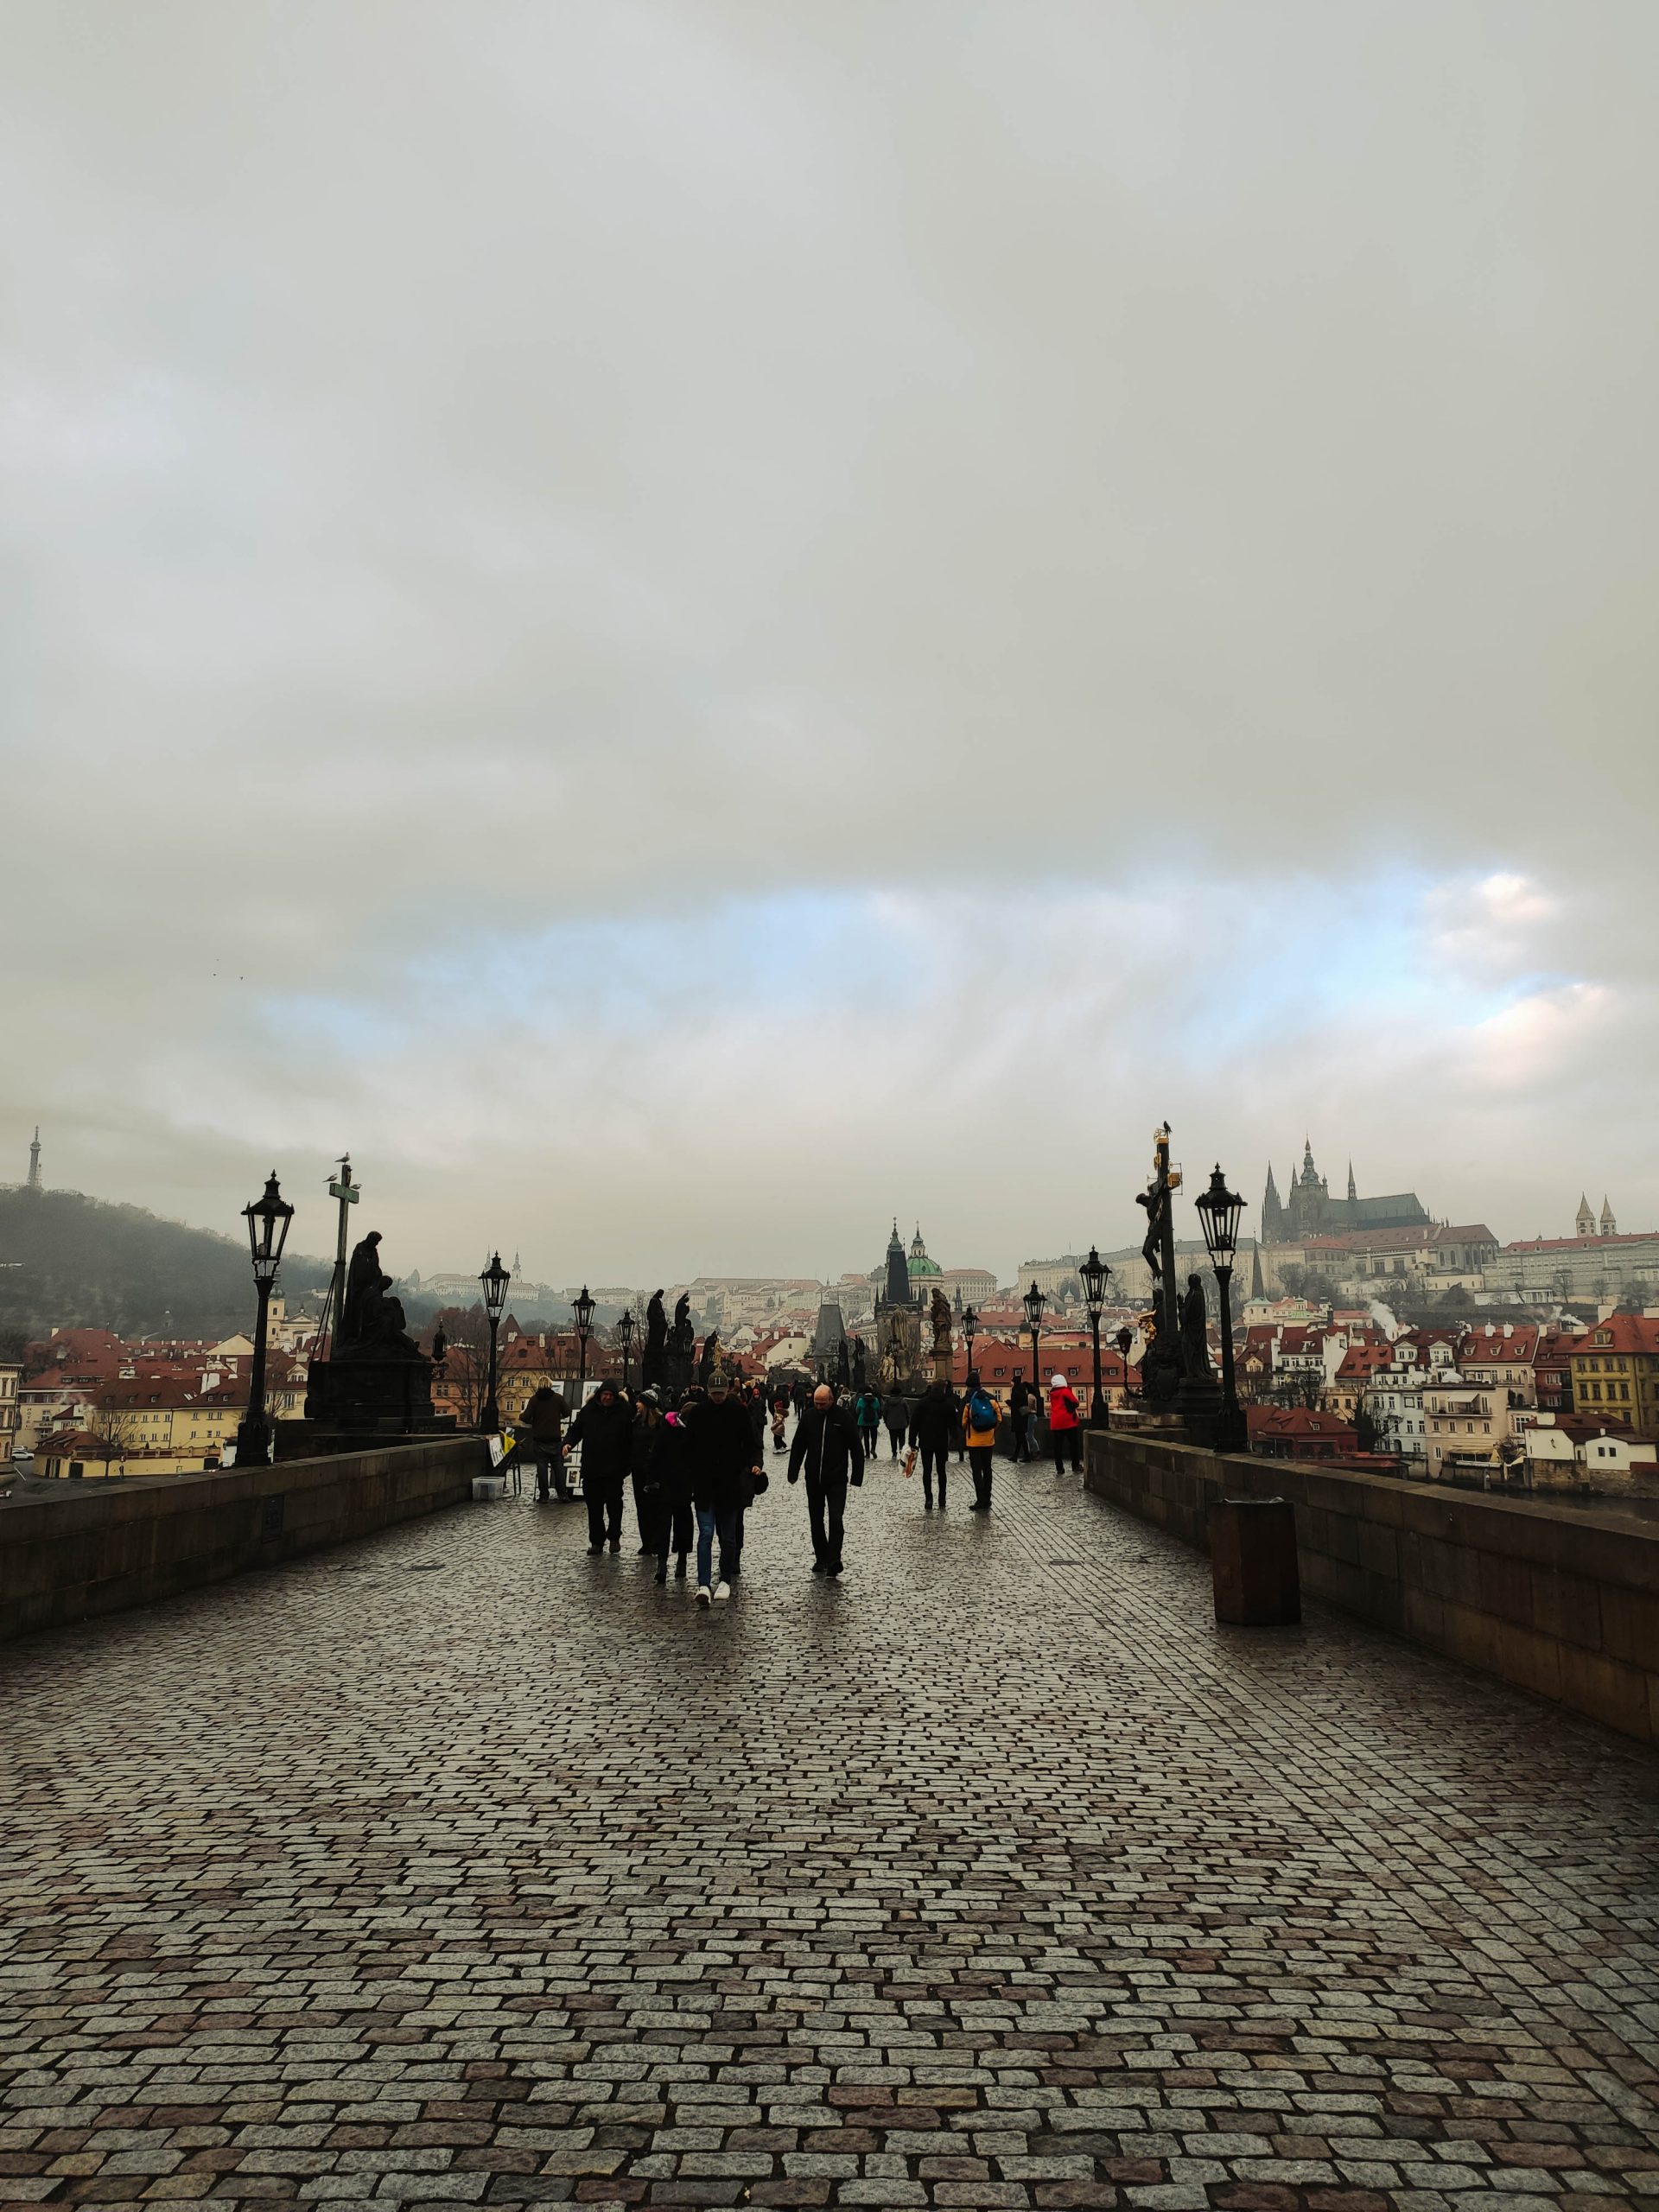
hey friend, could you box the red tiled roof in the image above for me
[1573,1315,1659,1357]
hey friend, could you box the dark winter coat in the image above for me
[632,1410,691,1503]
[567,1393,634,1485]
[680,1394,761,1510]
[908,1385,959,1452]
[524,1386,569,1442]
[788,1402,865,1490]
[882,1395,909,1436]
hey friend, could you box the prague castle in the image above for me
[1261,1140,1433,1246]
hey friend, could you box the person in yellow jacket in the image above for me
[961,1369,999,1512]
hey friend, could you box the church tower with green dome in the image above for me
[907,1224,942,1293]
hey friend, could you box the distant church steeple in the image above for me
[1346,1160,1357,1204]
[26,1126,41,1192]
[881,1219,911,1309]
[1600,1196,1617,1236]
[1249,1237,1265,1301]
[1576,1193,1595,1236]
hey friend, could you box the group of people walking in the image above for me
[513,1366,1085,1604]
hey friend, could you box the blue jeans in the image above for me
[696,1505,738,1586]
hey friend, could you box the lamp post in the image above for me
[573,1285,596,1399]
[1078,1246,1111,1425]
[962,1305,977,1379]
[236,1172,294,1467]
[1194,1164,1248,1454]
[480,1252,511,1433]
[1115,1325,1135,1406]
[1022,1281,1047,1410]
[617,1307,635,1392]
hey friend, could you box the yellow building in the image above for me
[38,1380,242,1478]
[1568,1316,1659,1438]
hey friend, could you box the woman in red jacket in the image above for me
[1047,1371,1082,1473]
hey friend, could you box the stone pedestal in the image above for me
[1176,1372,1224,1446]
[304,1347,447,1435]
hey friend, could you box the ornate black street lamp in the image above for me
[1078,1246,1111,1425]
[1194,1164,1248,1454]
[617,1307,635,1392]
[1115,1325,1135,1405]
[962,1305,977,1379]
[1022,1281,1047,1408]
[236,1172,294,1466]
[480,1252,511,1433]
[573,1284,596,1396]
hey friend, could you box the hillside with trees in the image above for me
[0,1186,330,1349]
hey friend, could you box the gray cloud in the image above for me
[4,2,1656,1277]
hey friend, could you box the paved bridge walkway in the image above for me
[3,1452,1657,2210]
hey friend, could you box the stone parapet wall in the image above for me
[1085,1428,1659,1746]
[1,1434,490,1642]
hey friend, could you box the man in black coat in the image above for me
[787,1382,864,1577]
[567,1381,633,1554]
[679,1375,763,1601]
[907,1381,960,1510]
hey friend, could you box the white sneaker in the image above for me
[696,1584,712,1605]
[714,1580,731,1601]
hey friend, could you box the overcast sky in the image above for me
[5,1,1657,1285]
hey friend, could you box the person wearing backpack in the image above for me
[962,1371,999,1511]
[853,1386,882,1459]
[1047,1371,1083,1473]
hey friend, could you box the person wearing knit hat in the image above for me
[1047,1370,1082,1474]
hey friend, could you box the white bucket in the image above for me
[472,1475,507,1502]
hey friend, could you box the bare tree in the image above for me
[80,1402,143,1478]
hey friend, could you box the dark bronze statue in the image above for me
[643,1289,668,1387]
[852,1335,867,1389]
[1179,1274,1212,1377]
[930,1286,952,1356]
[696,1328,719,1389]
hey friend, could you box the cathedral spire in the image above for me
[1249,1237,1265,1301]
[1346,1160,1357,1204]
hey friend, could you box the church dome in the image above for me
[906,1224,943,1278]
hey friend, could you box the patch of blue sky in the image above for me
[281,887,931,1042]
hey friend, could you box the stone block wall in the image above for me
[1085,1428,1659,1746]
[0,1434,491,1642]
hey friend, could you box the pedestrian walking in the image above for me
[907,1380,958,1510]
[881,1392,909,1459]
[633,1392,693,1584]
[787,1382,865,1576]
[1048,1371,1083,1473]
[522,1382,571,1501]
[854,1385,882,1460]
[679,1373,764,1603]
[769,1387,790,1452]
[1007,1371,1030,1459]
[566,1379,633,1554]
[963,1370,999,1510]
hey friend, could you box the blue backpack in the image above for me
[968,1389,996,1431]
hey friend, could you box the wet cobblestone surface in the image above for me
[3,1452,1658,2209]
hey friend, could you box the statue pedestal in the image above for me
[305,1347,446,1433]
[1176,1373,1224,1447]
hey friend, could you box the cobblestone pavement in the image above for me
[3,1451,1659,2212]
